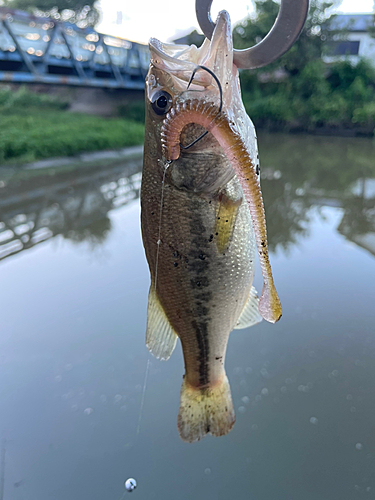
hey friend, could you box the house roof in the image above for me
[330,14,374,32]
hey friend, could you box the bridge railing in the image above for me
[0,7,150,89]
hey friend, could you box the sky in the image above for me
[96,0,375,44]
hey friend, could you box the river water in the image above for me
[0,133,374,500]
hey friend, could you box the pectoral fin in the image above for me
[215,192,242,254]
[234,286,263,329]
[146,287,178,360]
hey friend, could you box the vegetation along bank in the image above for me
[0,87,145,165]
[234,0,375,135]
[1,0,375,165]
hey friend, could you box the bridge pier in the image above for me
[1,82,145,116]
[67,87,144,116]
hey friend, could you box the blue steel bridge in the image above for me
[0,7,150,89]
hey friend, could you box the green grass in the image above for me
[0,86,69,110]
[0,87,145,164]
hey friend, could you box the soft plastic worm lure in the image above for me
[161,98,282,323]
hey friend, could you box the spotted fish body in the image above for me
[141,12,279,442]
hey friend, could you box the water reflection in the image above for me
[337,179,375,257]
[258,133,375,258]
[1,134,375,263]
[0,135,375,499]
[0,158,142,260]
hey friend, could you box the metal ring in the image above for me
[196,0,309,69]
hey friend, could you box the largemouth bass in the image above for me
[141,11,281,443]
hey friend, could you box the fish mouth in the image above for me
[148,11,234,90]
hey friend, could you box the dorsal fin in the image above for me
[234,286,262,330]
[146,287,178,360]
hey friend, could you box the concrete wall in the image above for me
[2,82,144,116]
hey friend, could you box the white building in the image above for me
[324,14,375,65]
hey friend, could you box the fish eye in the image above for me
[151,90,172,116]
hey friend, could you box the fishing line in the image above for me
[0,439,5,500]
[180,65,223,151]
[135,358,151,437]
[154,160,171,292]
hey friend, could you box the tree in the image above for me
[6,0,99,27]
[229,0,375,132]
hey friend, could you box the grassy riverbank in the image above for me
[2,56,375,166]
[0,88,145,164]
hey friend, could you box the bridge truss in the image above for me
[0,8,149,89]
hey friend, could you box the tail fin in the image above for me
[177,375,235,443]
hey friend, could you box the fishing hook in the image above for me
[180,65,223,151]
[196,0,309,69]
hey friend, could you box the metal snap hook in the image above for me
[196,0,309,69]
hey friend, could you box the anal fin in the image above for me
[234,286,263,329]
[146,287,178,360]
